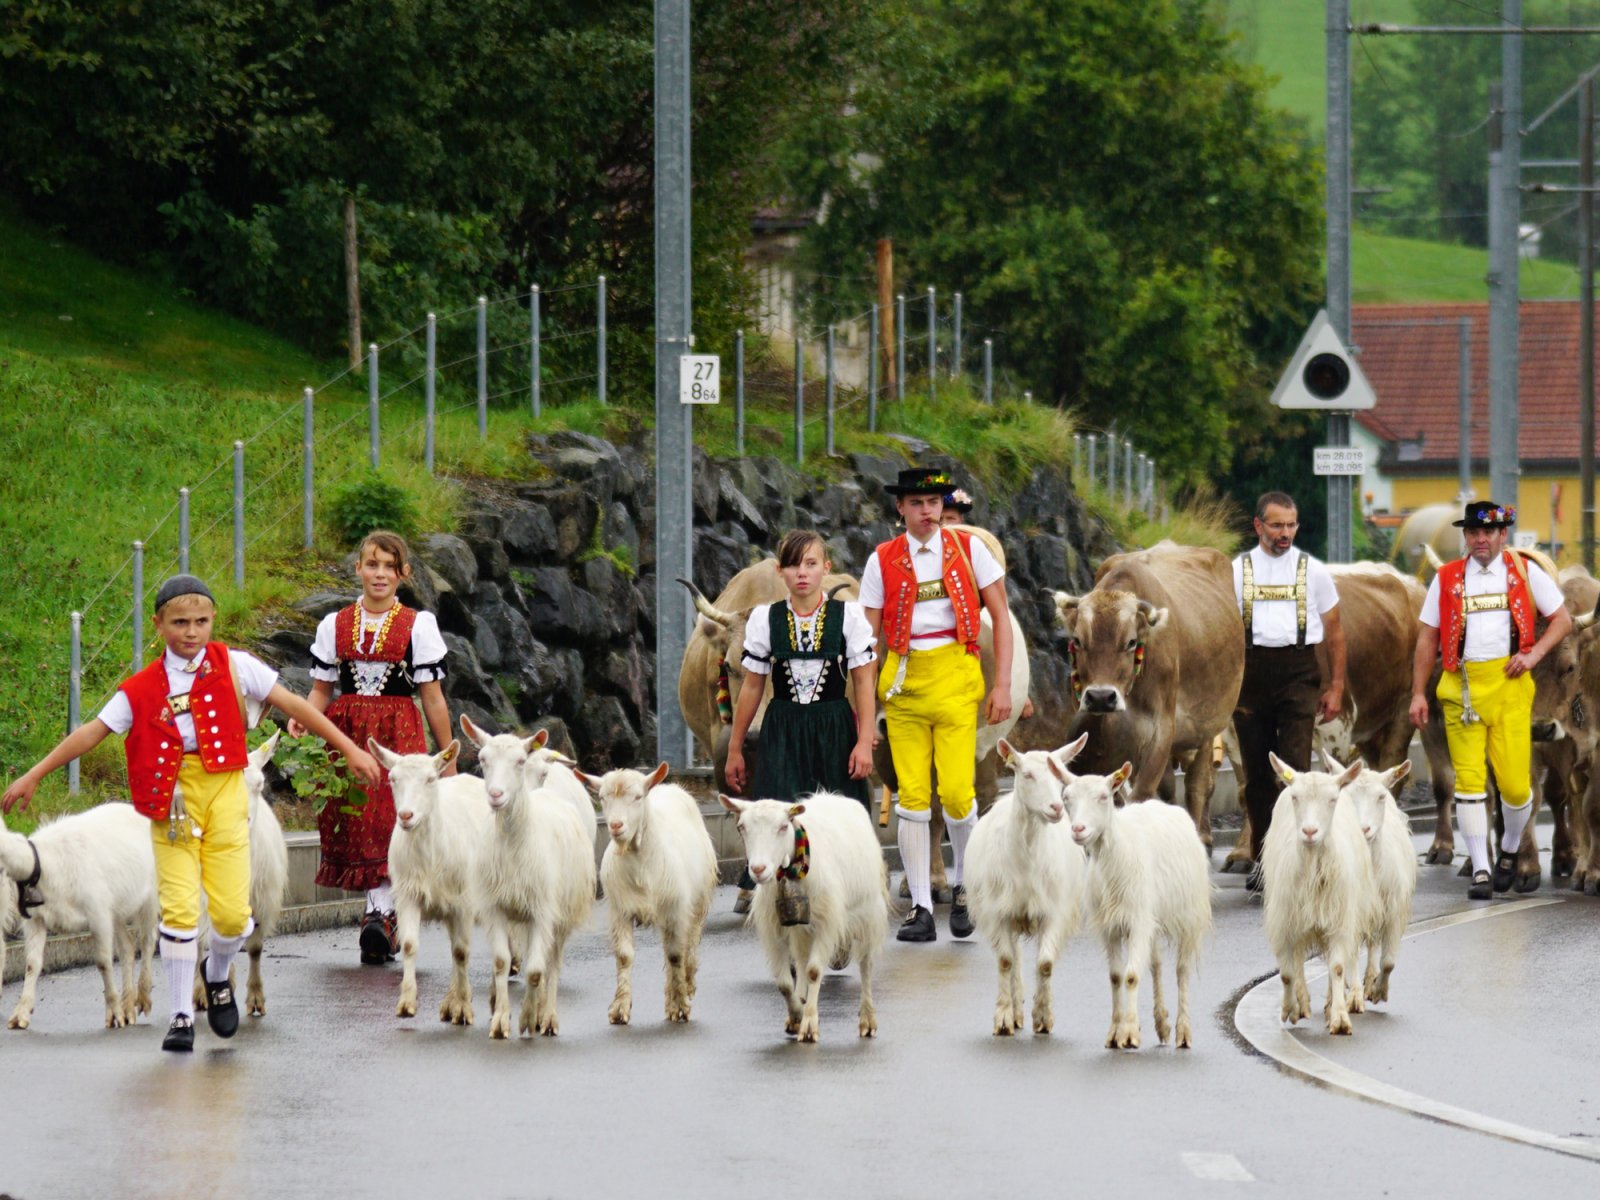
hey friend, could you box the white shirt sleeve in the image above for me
[969,537,1004,590]
[842,602,877,669]
[857,553,885,609]
[1525,563,1566,617]
[1420,577,1443,628]
[740,604,773,675]
[409,610,449,683]
[229,651,280,702]
[1309,559,1341,615]
[98,690,133,735]
[1231,555,1245,613]
[309,613,340,682]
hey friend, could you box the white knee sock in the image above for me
[366,883,394,914]
[1456,799,1490,874]
[161,929,198,1020]
[205,918,254,985]
[946,808,977,887]
[1500,799,1534,858]
[896,808,932,911]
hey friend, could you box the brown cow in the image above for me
[1536,569,1600,891]
[1052,541,1244,848]
[1219,561,1453,871]
[676,563,858,793]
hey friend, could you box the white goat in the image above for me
[578,763,717,1025]
[1,803,157,1031]
[718,791,889,1042]
[516,729,600,851]
[371,738,491,1025]
[1060,760,1213,1050]
[966,737,1088,1036]
[1261,753,1373,1036]
[1327,752,1417,1007]
[192,732,290,1018]
[462,717,596,1039]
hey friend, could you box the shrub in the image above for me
[328,472,419,543]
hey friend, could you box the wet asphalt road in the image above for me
[2,824,1597,1200]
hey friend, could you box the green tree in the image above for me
[791,0,1323,483]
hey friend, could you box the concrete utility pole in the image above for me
[1488,2,1523,516]
[654,0,694,767]
[1325,0,1353,562]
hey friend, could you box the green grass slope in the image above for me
[1353,229,1580,302]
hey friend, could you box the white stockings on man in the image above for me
[1456,799,1490,874]
[897,808,932,910]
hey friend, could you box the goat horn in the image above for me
[675,577,735,627]
[1578,606,1598,631]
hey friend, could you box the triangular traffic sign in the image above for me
[1270,309,1377,410]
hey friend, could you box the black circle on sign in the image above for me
[1303,352,1350,400]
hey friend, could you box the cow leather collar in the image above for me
[16,840,43,918]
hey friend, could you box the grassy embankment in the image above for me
[1,210,1224,827]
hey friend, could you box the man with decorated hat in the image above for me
[1409,500,1571,899]
[859,467,1013,942]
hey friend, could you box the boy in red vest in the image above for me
[859,467,1013,942]
[3,575,381,1051]
[1409,503,1570,899]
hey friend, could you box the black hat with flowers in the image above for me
[1452,500,1517,529]
[885,467,956,497]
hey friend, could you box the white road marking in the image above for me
[1233,897,1600,1163]
[1181,1152,1255,1182]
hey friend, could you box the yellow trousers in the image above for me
[879,642,987,819]
[149,755,253,937]
[1436,657,1534,805]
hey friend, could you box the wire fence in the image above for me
[58,275,1163,792]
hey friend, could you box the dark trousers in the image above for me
[1234,645,1321,858]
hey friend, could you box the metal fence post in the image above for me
[1087,435,1098,488]
[131,541,143,670]
[895,293,907,403]
[68,610,81,795]
[794,337,805,466]
[233,441,245,588]
[178,487,190,574]
[476,295,488,439]
[983,339,993,405]
[926,286,936,400]
[1073,434,1082,480]
[368,343,380,468]
[1023,390,1032,405]
[825,325,836,456]
[735,328,745,456]
[530,285,542,418]
[302,386,315,550]
[424,312,436,473]
[953,292,963,378]
[1124,442,1133,507]
[597,274,608,406]
[868,304,880,432]
[1108,430,1118,495]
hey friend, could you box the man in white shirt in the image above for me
[1409,501,1571,898]
[1231,491,1346,893]
[859,467,1012,942]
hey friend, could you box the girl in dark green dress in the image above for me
[725,531,877,906]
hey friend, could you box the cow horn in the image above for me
[1578,605,1599,631]
[826,582,851,600]
[676,577,736,627]
[1422,544,1445,572]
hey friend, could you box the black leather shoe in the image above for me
[162,1015,195,1053]
[1245,863,1264,896]
[201,961,239,1038]
[949,885,974,939]
[897,905,937,943]
[359,910,398,965]
[1492,850,1518,894]
[1468,869,1493,900]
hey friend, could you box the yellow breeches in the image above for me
[879,643,987,819]
[149,755,253,937]
[1436,658,1534,804]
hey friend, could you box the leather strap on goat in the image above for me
[16,839,43,917]
[779,821,811,881]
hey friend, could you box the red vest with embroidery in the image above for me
[1436,553,1536,672]
[120,642,248,820]
[876,530,983,657]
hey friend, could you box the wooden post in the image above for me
[876,238,896,392]
[344,193,362,371]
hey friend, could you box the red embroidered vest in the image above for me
[1437,552,1536,672]
[333,602,416,664]
[876,530,983,657]
[120,642,249,820]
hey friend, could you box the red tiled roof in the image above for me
[1351,301,1593,470]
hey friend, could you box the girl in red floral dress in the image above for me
[290,531,453,964]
